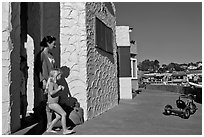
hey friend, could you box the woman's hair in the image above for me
[40,36,56,48]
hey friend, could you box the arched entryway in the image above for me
[5,2,60,133]
[19,1,60,127]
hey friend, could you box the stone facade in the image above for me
[116,26,132,99]
[60,2,88,120]
[60,2,118,120]
[2,2,119,134]
[2,3,12,134]
[2,3,21,134]
[86,2,118,119]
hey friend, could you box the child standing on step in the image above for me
[45,68,73,134]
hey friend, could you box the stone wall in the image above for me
[2,3,119,134]
[9,3,21,132]
[86,2,118,119]
[2,2,12,135]
[60,2,88,120]
[2,2,21,134]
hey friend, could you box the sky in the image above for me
[114,2,202,65]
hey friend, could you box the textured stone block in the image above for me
[60,2,87,120]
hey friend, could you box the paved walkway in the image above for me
[45,89,202,135]
[14,89,202,135]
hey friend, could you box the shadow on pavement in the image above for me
[25,120,46,135]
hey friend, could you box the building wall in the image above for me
[2,2,12,135]
[2,2,21,134]
[118,46,131,77]
[119,78,132,99]
[116,26,132,99]
[2,2,119,134]
[131,79,138,91]
[27,2,42,109]
[130,42,138,91]
[130,43,137,55]
[60,2,88,120]
[116,26,131,77]
[86,2,118,119]
[116,26,130,47]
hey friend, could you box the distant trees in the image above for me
[137,59,160,72]
[166,63,184,72]
[138,59,202,72]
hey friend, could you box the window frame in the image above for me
[95,17,113,55]
[131,57,137,79]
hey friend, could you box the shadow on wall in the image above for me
[58,66,72,99]
[21,66,84,134]
[58,66,84,128]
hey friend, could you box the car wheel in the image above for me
[183,108,190,119]
[164,105,172,115]
[189,102,197,114]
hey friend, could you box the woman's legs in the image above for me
[48,103,72,134]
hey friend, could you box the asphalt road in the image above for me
[70,89,202,135]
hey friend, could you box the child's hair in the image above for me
[45,68,62,93]
[49,68,62,81]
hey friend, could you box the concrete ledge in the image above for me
[146,84,184,94]
[119,77,132,99]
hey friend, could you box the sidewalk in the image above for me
[71,89,202,135]
[14,89,202,135]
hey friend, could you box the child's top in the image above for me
[46,78,59,104]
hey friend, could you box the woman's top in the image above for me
[48,56,55,65]
[46,79,59,104]
[40,51,56,83]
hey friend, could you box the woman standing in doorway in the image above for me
[39,36,57,130]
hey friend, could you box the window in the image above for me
[131,58,137,79]
[95,17,113,54]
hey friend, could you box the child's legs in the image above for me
[48,103,67,131]
[46,111,61,131]
[46,106,52,127]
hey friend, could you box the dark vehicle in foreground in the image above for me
[164,94,197,119]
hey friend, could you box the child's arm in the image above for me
[48,82,63,96]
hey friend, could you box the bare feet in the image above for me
[46,129,57,133]
[63,129,73,135]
